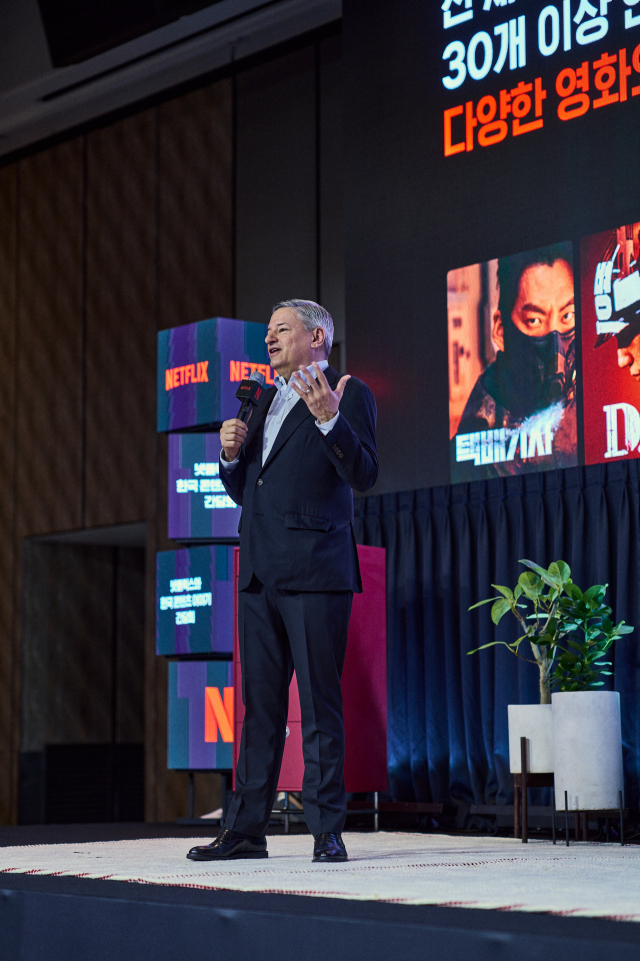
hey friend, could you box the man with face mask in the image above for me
[455,243,577,478]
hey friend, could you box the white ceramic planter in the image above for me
[508,704,554,773]
[552,691,623,811]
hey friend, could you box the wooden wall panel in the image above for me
[0,166,17,822]
[15,142,84,539]
[0,38,336,824]
[11,142,84,824]
[21,544,115,752]
[150,80,234,823]
[157,81,233,329]
[84,111,157,529]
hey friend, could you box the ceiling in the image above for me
[0,0,341,160]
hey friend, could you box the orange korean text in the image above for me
[444,78,547,157]
[556,45,640,121]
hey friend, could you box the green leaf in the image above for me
[560,653,578,664]
[518,571,544,597]
[548,562,566,587]
[491,598,511,625]
[514,584,523,600]
[554,560,572,584]
[520,559,561,590]
[565,637,585,651]
[467,640,522,656]
[468,598,498,611]
[583,584,606,606]
[491,584,514,600]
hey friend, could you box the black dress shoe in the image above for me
[187,829,268,861]
[312,832,348,862]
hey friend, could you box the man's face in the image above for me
[617,332,640,380]
[265,308,325,380]
[493,260,574,350]
[511,260,575,336]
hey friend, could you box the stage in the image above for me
[2,828,640,960]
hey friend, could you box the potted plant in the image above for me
[469,560,633,805]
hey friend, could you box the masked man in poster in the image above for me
[455,243,577,478]
[186,300,377,864]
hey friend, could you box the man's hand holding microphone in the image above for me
[221,369,265,462]
[220,419,248,462]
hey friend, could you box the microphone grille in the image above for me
[249,370,266,386]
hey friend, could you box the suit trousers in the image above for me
[224,578,353,838]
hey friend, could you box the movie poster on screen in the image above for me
[580,223,640,466]
[448,242,578,483]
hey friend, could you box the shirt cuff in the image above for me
[316,413,339,434]
[219,452,239,471]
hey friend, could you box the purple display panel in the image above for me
[168,660,234,770]
[156,545,234,654]
[168,433,241,540]
[157,316,270,432]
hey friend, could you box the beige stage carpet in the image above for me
[1,832,639,921]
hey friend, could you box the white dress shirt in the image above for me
[221,360,339,470]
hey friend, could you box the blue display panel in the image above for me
[157,316,271,432]
[168,432,241,541]
[168,660,234,770]
[156,545,234,655]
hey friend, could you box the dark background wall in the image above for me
[0,27,344,824]
[20,542,145,824]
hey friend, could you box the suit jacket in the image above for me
[220,366,377,593]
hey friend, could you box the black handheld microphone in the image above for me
[235,370,267,423]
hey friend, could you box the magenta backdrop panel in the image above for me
[343,545,388,792]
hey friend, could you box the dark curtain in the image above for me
[354,462,640,807]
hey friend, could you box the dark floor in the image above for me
[1,829,640,961]
[0,821,320,847]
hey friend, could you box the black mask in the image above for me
[487,323,575,418]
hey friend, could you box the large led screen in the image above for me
[347,1,640,490]
[168,432,241,541]
[157,316,272,432]
[156,545,234,655]
[449,242,577,483]
[167,660,234,770]
[581,222,640,465]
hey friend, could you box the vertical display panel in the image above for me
[168,660,234,770]
[156,545,234,655]
[448,242,578,483]
[168,432,241,541]
[157,316,271,432]
[581,223,640,465]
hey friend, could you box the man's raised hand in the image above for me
[220,418,248,462]
[290,362,351,424]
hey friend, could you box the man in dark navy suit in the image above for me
[187,300,377,863]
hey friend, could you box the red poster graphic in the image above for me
[581,225,640,465]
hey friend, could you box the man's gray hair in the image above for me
[272,299,334,357]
